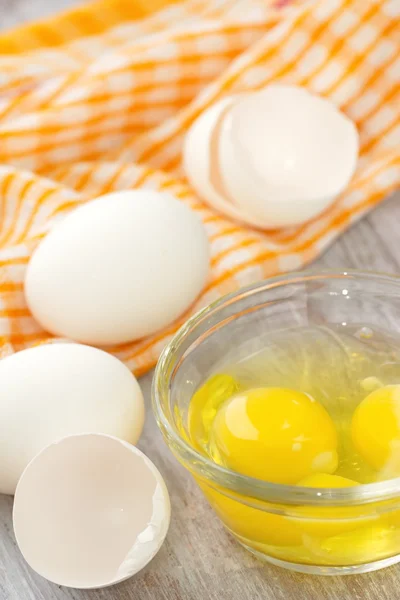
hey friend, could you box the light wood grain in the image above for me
[0,3,400,599]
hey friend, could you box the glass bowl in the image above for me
[152,271,400,575]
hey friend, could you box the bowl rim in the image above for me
[152,269,400,507]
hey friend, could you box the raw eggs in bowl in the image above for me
[153,271,400,575]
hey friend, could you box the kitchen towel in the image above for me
[0,0,398,374]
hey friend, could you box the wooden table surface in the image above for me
[0,2,400,599]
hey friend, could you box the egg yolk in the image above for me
[199,481,302,547]
[209,387,338,484]
[298,473,358,488]
[291,473,372,539]
[310,525,397,565]
[351,385,400,475]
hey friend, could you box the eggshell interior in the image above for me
[223,84,359,222]
[25,190,210,345]
[184,84,359,229]
[0,343,144,495]
[13,434,170,589]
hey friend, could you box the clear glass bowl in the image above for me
[152,271,400,575]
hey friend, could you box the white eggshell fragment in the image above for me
[0,343,144,494]
[183,96,257,225]
[25,190,210,345]
[222,84,359,226]
[13,434,170,589]
[183,84,359,229]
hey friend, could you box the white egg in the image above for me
[25,190,210,345]
[184,84,359,229]
[13,434,170,589]
[0,343,144,494]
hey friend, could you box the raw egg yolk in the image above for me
[209,387,338,484]
[292,473,368,539]
[298,473,358,488]
[352,385,400,474]
[311,525,395,565]
[199,482,302,547]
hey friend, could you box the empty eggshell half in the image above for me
[13,434,170,589]
[221,85,359,226]
[25,190,210,345]
[0,343,144,494]
[184,84,359,229]
[183,96,261,226]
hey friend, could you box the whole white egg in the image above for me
[25,190,210,345]
[0,343,144,494]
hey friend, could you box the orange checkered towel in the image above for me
[0,0,398,374]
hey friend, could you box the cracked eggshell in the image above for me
[184,84,359,230]
[183,95,262,227]
[0,343,144,495]
[219,85,359,227]
[13,434,170,590]
[25,190,210,345]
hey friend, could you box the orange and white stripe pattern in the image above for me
[0,0,398,374]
